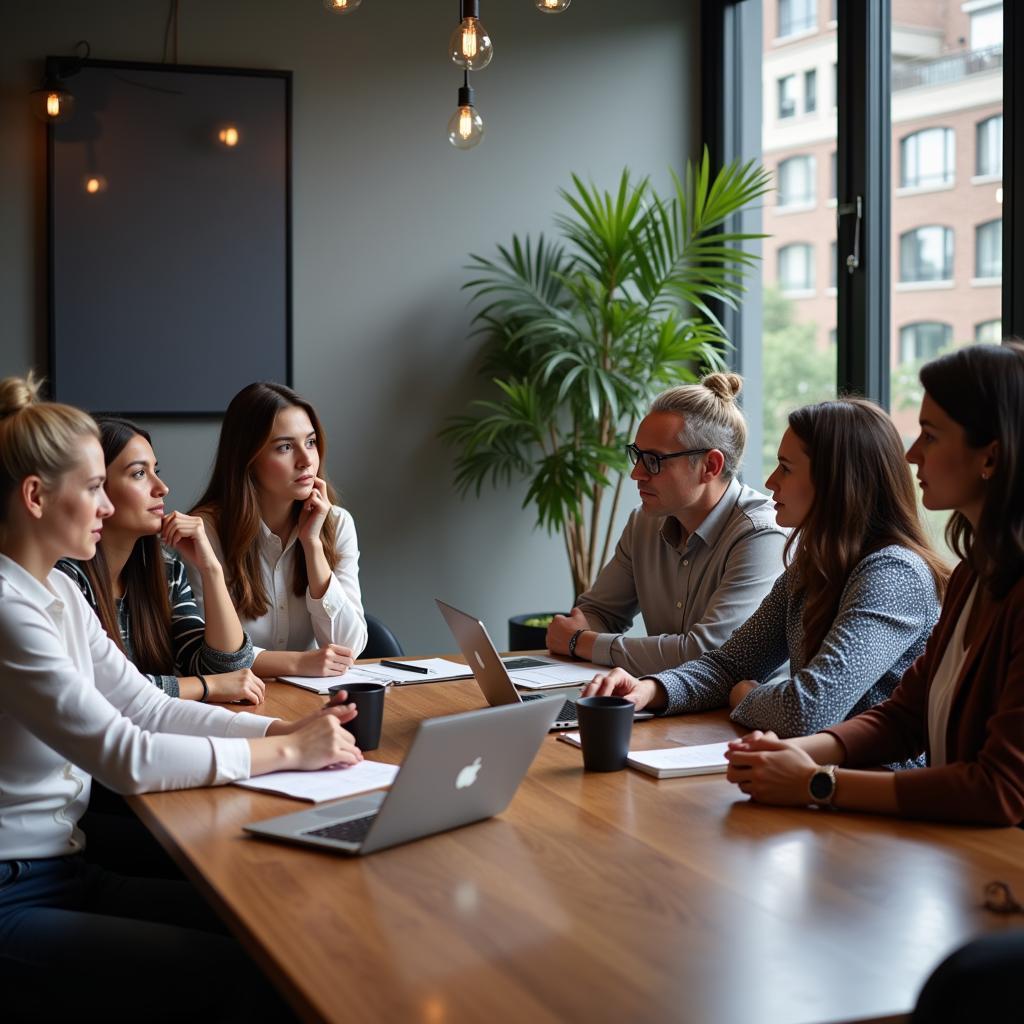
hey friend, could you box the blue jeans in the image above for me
[0,855,293,1022]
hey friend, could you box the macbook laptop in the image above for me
[244,699,559,855]
[436,599,654,731]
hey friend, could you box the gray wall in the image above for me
[1,0,700,653]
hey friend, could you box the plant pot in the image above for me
[508,612,563,652]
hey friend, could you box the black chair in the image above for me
[360,613,405,659]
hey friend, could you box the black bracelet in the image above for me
[196,674,209,703]
[568,629,585,660]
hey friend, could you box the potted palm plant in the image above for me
[442,148,770,648]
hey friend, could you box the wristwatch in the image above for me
[808,764,838,806]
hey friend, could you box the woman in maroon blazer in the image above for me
[724,341,1024,827]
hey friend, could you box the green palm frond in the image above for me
[442,148,767,597]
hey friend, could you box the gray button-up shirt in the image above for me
[577,477,788,676]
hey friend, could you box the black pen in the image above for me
[379,659,430,675]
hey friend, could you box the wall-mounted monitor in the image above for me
[48,59,291,415]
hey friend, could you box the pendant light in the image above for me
[447,72,484,150]
[449,0,493,72]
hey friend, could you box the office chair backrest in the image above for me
[361,613,405,659]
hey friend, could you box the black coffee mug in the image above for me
[330,681,386,752]
[575,696,635,772]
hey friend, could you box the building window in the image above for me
[777,155,816,206]
[899,322,952,364]
[900,128,954,188]
[976,115,1003,178]
[830,241,838,289]
[778,243,814,293]
[804,69,817,113]
[970,5,1003,51]
[778,75,797,119]
[778,0,816,38]
[975,319,1002,343]
[975,219,1002,279]
[830,151,837,198]
[899,226,954,283]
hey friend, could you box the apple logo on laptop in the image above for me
[456,756,482,789]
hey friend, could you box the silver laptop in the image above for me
[243,700,559,855]
[436,599,654,731]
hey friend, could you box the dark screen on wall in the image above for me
[49,61,291,415]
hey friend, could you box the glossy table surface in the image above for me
[130,673,1024,1024]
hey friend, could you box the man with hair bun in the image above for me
[547,372,786,675]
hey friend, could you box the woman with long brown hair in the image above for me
[0,373,362,1019]
[583,397,949,738]
[725,342,1024,827]
[58,417,263,703]
[191,381,367,678]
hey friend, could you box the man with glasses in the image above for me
[546,374,786,675]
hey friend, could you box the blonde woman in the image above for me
[0,374,361,1019]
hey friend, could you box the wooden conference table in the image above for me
[130,666,1024,1024]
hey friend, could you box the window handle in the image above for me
[836,195,863,273]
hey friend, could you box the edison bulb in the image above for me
[449,17,493,70]
[30,85,74,124]
[217,125,241,148]
[448,104,484,150]
[536,0,572,10]
[83,174,108,195]
[323,0,362,11]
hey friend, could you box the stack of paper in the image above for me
[277,657,471,694]
[509,660,604,690]
[235,760,399,802]
[558,732,730,779]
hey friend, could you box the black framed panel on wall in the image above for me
[48,60,291,416]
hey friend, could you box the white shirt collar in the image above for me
[0,553,64,612]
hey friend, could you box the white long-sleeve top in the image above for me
[0,554,272,860]
[191,507,368,656]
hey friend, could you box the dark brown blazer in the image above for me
[826,561,1024,826]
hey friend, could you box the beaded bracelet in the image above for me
[568,628,585,660]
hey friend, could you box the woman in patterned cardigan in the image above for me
[582,397,949,740]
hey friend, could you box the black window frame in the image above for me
[702,0,1023,441]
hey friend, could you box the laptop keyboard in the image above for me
[523,693,576,722]
[304,814,377,844]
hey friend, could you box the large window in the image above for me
[899,322,952,364]
[976,115,1003,177]
[975,219,1002,279]
[899,128,954,188]
[778,0,816,38]
[899,226,954,282]
[975,319,1002,342]
[804,69,818,113]
[778,75,797,119]
[970,4,1003,50]
[777,155,816,207]
[778,243,814,293]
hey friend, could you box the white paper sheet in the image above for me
[509,661,604,689]
[626,742,730,773]
[276,658,472,693]
[235,760,400,802]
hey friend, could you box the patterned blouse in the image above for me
[57,551,254,698]
[653,545,942,739]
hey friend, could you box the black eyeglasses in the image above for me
[625,443,711,476]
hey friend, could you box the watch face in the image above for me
[809,770,834,801]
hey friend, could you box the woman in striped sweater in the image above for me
[59,417,263,704]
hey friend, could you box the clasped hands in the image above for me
[579,668,819,807]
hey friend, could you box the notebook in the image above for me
[558,732,730,778]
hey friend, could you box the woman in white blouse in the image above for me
[0,373,361,1019]
[190,381,368,679]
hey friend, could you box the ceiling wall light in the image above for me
[29,42,90,125]
[449,0,493,71]
[447,73,484,150]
